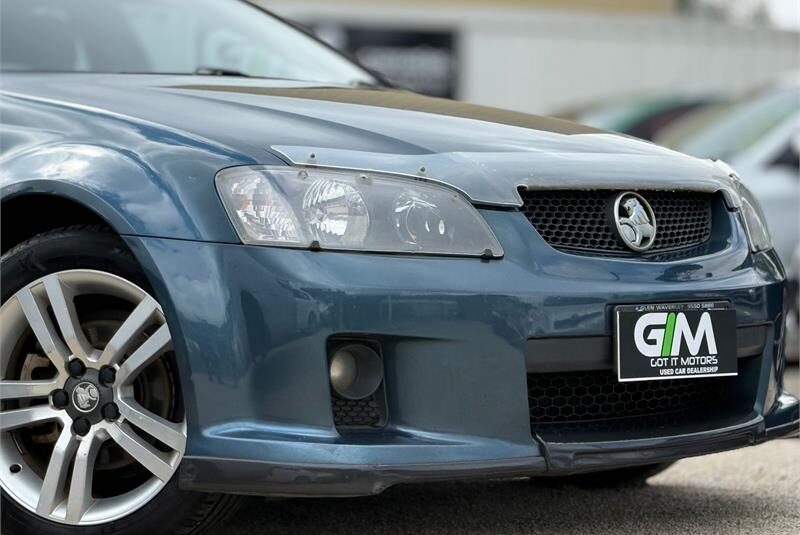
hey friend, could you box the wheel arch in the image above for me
[1,186,133,254]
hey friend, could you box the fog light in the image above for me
[329,344,383,400]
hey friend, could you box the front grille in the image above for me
[332,395,382,428]
[519,190,713,255]
[527,370,734,433]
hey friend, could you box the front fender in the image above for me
[0,142,243,242]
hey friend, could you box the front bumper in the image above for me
[125,208,799,497]
[178,407,796,497]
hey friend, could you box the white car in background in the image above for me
[658,77,800,361]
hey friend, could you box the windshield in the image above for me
[665,86,799,160]
[0,0,377,86]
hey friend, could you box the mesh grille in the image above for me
[519,190,713,254]
[332,395,382,428]
[527,370,731,428]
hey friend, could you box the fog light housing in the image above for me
[329,344,383,400]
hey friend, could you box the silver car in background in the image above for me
[658,75,800,360]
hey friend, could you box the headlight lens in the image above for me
[737,182,772,253]
[216,166,503,257]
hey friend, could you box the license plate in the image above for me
[615,301,737,382]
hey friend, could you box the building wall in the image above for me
[259,1,800,114]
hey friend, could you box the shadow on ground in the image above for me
[229,475,789,535]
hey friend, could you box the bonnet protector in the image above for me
[271,143,742,209]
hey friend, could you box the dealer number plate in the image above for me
[615,301,737,382]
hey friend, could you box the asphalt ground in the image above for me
[229,367,800,535]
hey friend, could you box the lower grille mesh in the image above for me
[332,395,382,428]
[527,370,731,428]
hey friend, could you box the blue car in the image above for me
[1,1,797,534]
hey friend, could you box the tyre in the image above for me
[535,462,675,489]
[0,226,241,535]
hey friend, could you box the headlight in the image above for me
[737,182,772,253]
[216,166,503,257]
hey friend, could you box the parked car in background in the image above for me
[657,77,800,362]
[555,94,723,141]
[657,76,799,269]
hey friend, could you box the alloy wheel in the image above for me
[0,270,186,525]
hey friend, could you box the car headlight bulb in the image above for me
[394,192,452,249]
[302,179,369,245]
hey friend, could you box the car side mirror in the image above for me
[771,132,800,170]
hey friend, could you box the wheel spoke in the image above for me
[108,422,175,482]
[16,287,70,374]
[43,274,95,361]
[97,296,160,367]
[0,379,58,401]
[36,427,79,516]
[117,398,186,453]
[0,405,60,431]
[116,324,172,385]
[65,432,104,523]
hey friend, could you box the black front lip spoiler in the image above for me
[542,413,768,475]
[179,411,798,497]
[765,419,800,439]
[179,455,548,498]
